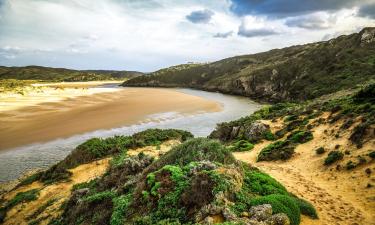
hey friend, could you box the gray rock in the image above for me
[266,213,290,225]
[244,121,270,142]
[361,27,375,45]
[249,204,273,221]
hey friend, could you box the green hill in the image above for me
[123,27,375,103]
[0,66,144,82]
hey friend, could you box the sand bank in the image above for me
[0,87,221,151]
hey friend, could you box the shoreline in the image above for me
[0,86,222,151]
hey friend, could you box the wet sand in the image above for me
[0,87,221,151]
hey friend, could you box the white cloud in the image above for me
[0,0,374,71]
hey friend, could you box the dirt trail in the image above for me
[234,117,375,225]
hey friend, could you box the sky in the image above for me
[0,0,374,72]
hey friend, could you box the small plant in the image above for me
[345,161,356,170]
[6,189,40,209]
[315,147,325,155]
[369,151,375,159]
[324,151,344,165]
[294,198,318,219]
[257,141,295,161]
[287,130,313,144]
[263,131,276,141]
[229,140,254,152]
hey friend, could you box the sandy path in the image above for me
[0,87,221,151]
[234,118,375,225]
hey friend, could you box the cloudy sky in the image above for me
[0,0,374,72]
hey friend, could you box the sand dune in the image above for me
[0,86,221,151]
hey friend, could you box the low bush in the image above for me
[324,151,344,165]
[287,131,313,144]
[257,141,295,161]
[150,138,236,169]
[243,170,288,196]
[369,151,375,159]
[110,193,133,225]
[315,147,325,155]
[229,140,254,152]
[345,161,356,170]
[263,131,276,141]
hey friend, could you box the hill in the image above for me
[0,66,143,82]
[123,27,375,103]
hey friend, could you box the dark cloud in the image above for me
[285,16,334,29]
[238,25,278,38]
[186,9,214,24]
[230,0,360,18]
[358,3,375,19]
[213,31,233,38]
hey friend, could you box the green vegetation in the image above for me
[83,191,117,203]
[257,141,295,162]
[0,66,143,81]
[324,151,344,165]
[369,151,375,159]
[152,138,236,168]
[5,189,40,209]
[315,147,325,155]
[287,131,313,144]
[294,198,318,219]
[110,193,133,225]
[229,140,254,152]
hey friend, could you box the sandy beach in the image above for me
[0,84,221,151]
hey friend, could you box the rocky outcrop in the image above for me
[202,204,290,225]
[360,27,375,45]
[210,121,271,143]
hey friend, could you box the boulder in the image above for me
[249,204,273,221]
[244,121,271,142]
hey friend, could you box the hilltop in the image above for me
[123,27,375,103]
[0,65,143,82]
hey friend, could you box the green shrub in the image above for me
[131,129,193,147]
[27,198,57,220]
[83,190,116,203]
[345,161,356,170]
[154,138,236,167]
[229,140,254,152]
[294,198,318,219]
[18,173,42,187]
[287,131,313,144]
[250,194,300,225]
[369,151,375,159]
[111,193,133,225]
[284,115,299,122]
[257,141,295,161]
[263,131,276,141]
[324,151,344,165]
[315,147,325,155]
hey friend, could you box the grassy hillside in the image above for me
[123,27,375,103]
[0,66,143,82]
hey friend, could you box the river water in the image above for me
[0,87,261,182]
